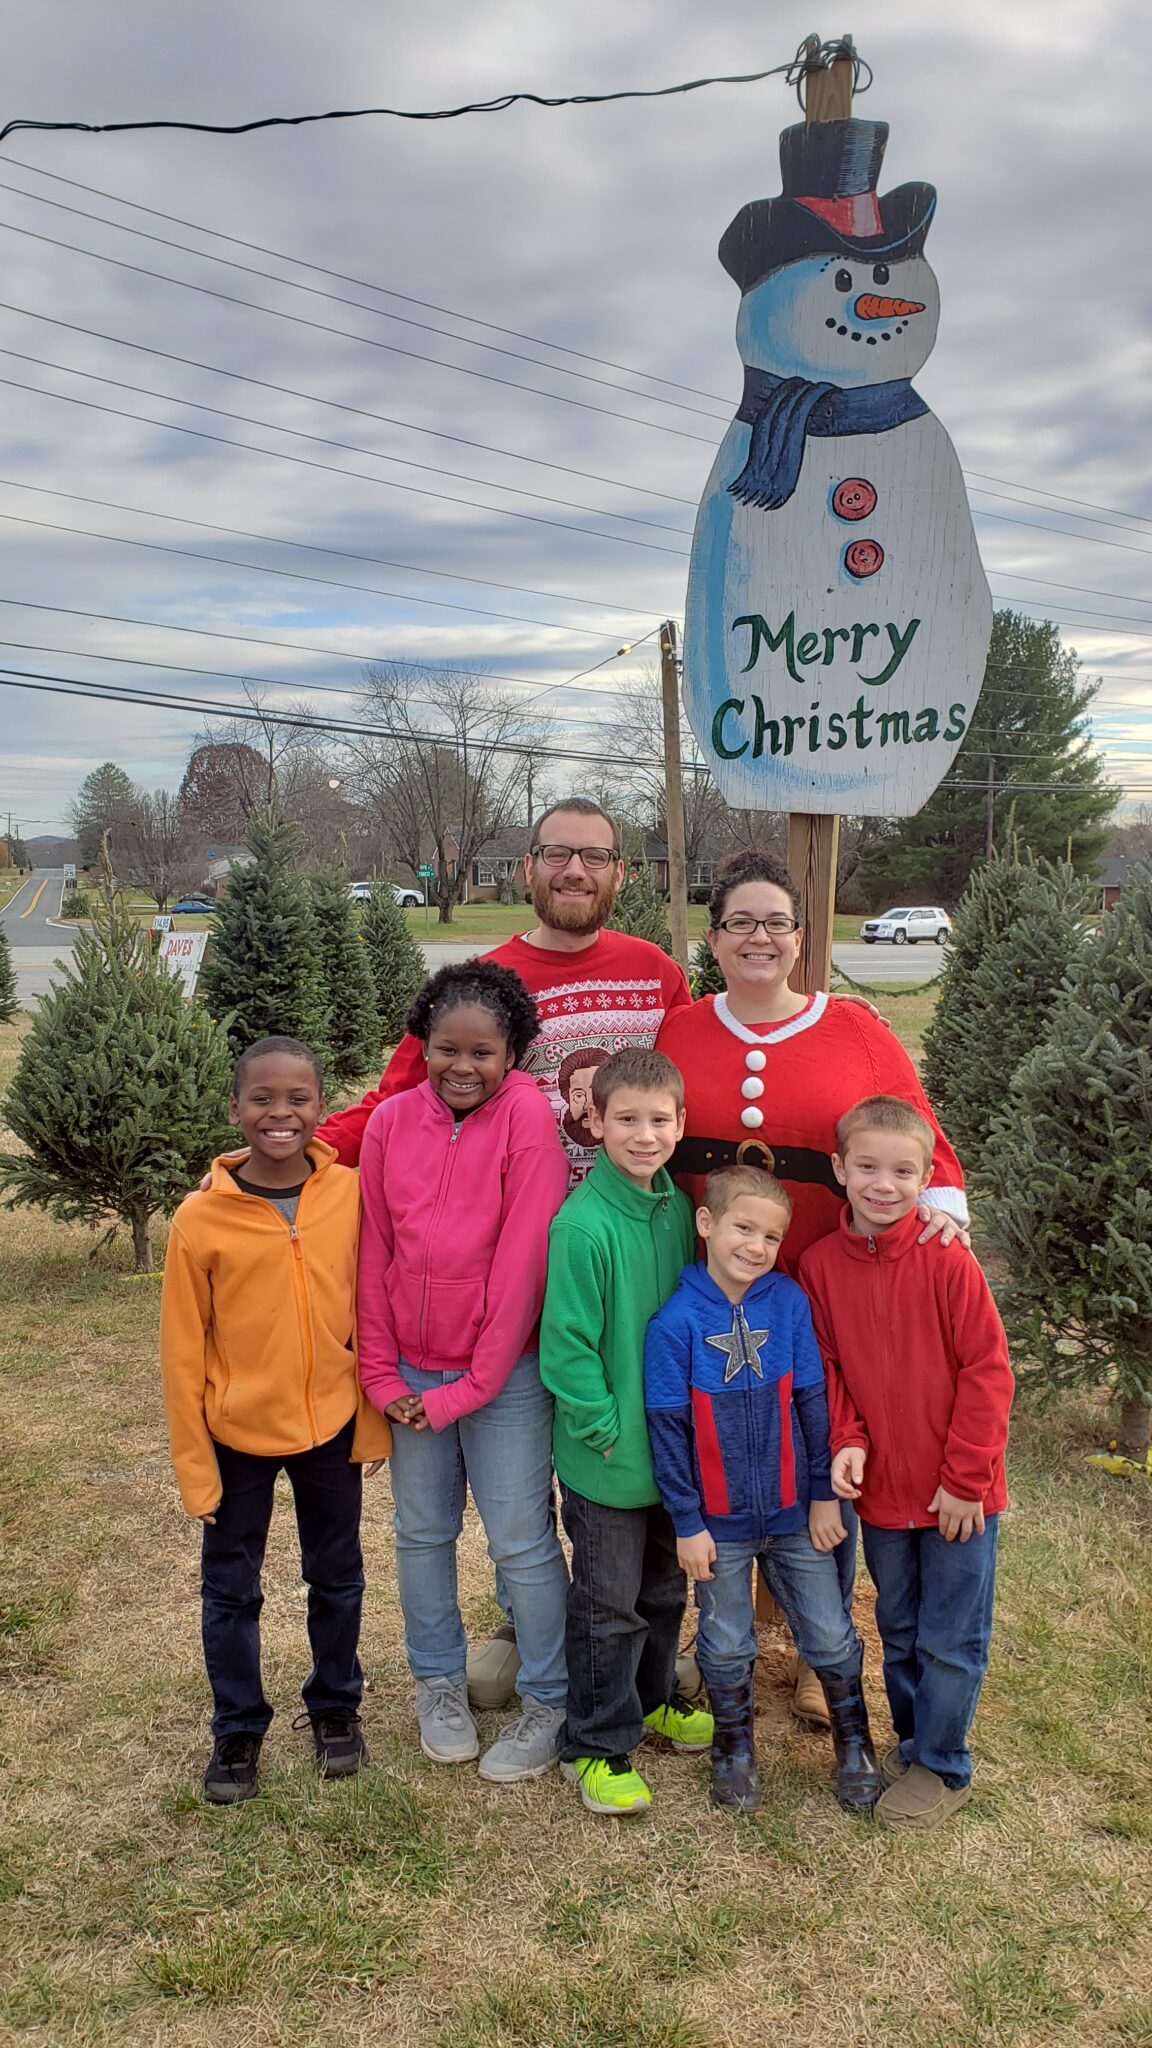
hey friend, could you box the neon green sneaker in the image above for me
[644,1693,715,1752]
[561,1755,652,1817]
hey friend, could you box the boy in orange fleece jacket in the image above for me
[161,1035,390,1805]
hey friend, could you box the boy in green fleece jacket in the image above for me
[540,1049,714,1816]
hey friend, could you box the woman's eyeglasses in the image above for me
[531,843,617,872]
[713,914,801,936]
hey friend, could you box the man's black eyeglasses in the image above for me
[531,843,618,872]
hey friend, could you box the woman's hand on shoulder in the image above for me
[828,990,889,1029]
[916,1204,971,1251]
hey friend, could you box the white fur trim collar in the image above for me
[713,990,830,1046]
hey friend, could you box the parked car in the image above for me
[859,906,952,946]
[169,897,218,915]
[348,882,426,907]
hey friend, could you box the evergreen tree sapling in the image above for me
[610,863,673,955]
[0,923,17,1024]
[922,848,1090,1173]
[690,932,725,999]
[360,881,426,1047]
[308,866,380,1083]
[985,864,1152,1454]
[199,810,329,1061]
[0,894,232,1269]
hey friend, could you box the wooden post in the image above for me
[660,619,690,977]
[781,39,856,1000]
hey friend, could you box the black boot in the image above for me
[705,1673,762,1814]
[814,1670,881,1814]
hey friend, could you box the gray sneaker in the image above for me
[415,1677,480,1765]
[478,1698,565,1784]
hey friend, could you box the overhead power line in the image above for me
[4,156,1149,535]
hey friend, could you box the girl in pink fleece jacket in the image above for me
[358,961,570,1783]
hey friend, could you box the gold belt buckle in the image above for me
[736,1138,776,1173]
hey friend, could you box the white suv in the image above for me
[859,906,951,947]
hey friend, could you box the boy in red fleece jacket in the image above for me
[799,1095,1013,1833]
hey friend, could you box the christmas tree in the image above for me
[199,809,330,1062]
[610,862,673,955]
[308,866,381,1083]
[0,924,17,1024]
[690,932,725,999]
[922,848,1090,1173]
[984,864,1152,1455]
[360,881,426,1047]
[0,889,232,1269]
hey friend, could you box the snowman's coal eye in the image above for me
[834,268,853,293]
[872,263,890,285]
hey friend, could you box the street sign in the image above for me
[160,928,208,997]
[63,863,76,886]
[417,864,436,880]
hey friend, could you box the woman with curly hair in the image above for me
[357,961,571,1783]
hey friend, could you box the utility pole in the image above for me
[526,756,535,833]
[660,619,690,976]
[985,755,995,858]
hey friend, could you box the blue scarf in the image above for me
[728,367,928,512]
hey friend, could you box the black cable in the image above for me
[0,175,729,424]
[0,59,808,149]
[0,216,719,444]
[0,506,632,642]
[0,297,700,508]
[0,473,670,621]
[0,367,693,558]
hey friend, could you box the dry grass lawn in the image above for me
[1,1011,1151,2048]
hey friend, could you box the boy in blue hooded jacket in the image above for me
[644,1165,881,1816]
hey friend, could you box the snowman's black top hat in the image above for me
[719,118,935,292]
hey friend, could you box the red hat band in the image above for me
[794,190,884,239]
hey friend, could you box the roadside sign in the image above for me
[63,863,76,885]
[417,864,436,880]
[160,928,208,997]
[152,914,173,934]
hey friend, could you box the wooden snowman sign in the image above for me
[684,84,991,819]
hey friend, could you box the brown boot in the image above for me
[790,1654,831,1730]
[876,1765,971,1831]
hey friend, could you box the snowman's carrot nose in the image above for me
[854,294,924,321]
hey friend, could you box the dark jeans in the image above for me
[201,1418,365,1738]
[558,1486,686,1762]
[862,1516,999,1789]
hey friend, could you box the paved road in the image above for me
[4,868,74,1006]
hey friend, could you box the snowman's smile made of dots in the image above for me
[736,253,940,386]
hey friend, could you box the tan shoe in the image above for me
[789,1654,831,1730]
[675,1649,703,1702]
[465,1625,520,1711]
[881,1744,908,1788]
[876,1764,971,1831]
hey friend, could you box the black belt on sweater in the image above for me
[671,1135,845,1197]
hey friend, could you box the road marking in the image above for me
[1,871,35,915]
[19,878,48,919]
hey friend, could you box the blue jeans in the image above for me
[201,1417,364,1738]
[695,1526,862,1691]
[388,1354,568,1708]
[862,1517,999,1789]
[558,1487,685,1762]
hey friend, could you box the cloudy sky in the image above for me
[2,0,1150,836]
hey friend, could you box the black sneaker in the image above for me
[203,1732,262,1804]
[304,1710,368,1779]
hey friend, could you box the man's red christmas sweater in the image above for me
[799,1205,1013,1529]
[317,928,690,1180]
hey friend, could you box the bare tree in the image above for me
[119,789,196,911]
[596,670,733,867]
[346,664,545,924]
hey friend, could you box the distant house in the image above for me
[469,826,528,901]
[1097,854,1140,912]
[202,847,254,897]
